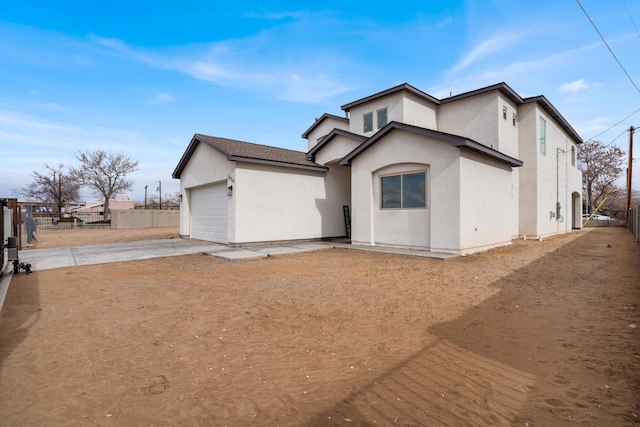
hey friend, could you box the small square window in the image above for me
[377,108,388,129]
[503,107,507,120]
[363,112,373,132]
[512,113,517,126]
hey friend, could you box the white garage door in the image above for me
[190,183,228,243]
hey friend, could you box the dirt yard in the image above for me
[0,227,638,426]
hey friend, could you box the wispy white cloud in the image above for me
[176,60,228,82]
[90,34,139,57]
[89,15,354,103]
[0,110,79,131]
[435,38,606,98]
[451,32,522,73]
[437,16,453,27]
[281,73,351,103]
[572,116,611,137]
[245,10,312,20]
[0,108,180,197]
[559,78,601,92]
[148,93,175,104]
[33,102,74,111]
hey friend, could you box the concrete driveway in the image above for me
[18,238,336,272]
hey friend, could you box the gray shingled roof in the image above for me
[173,134,326,179]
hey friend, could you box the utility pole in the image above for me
[626,126,634,225]
[144,185,148,210]
[158,181,162,210]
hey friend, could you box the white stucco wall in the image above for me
[350,128,520,254]
[232,162,347,243]
[348,92,404,136]
[401,92,438,130]
[305,116,349,151]
[458,151,517,254]
[496,96,520,159]
[350,129,461,253]
[438,92,520,160]
[518,103,582,238]
[517,103,539,236]
[370,162,431,248]
[314,135,364,166]
[348,91,438,136]
[178,142,234,237]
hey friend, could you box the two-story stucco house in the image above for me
[173,82,582,255]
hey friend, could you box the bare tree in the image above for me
[163,191,181,208]
[70,150,139,219]
[578,140,625,215]
[19,164,80,214]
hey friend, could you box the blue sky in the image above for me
[1,0,639,201]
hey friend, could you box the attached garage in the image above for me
[189,183,228,243]
[173,134,332,245]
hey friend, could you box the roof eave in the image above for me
[172,134,233,179]
[307,129,367,162]
[454,139,523,167]
[341,83,440,112]
[340,122,523,167]
[230,156,328,172]
[301,113,349,139]
[524,96,583,144]
[440,82,523,106]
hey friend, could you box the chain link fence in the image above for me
[32,212,110,230]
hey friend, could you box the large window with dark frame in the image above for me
[381,171,426,209]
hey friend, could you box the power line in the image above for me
[585,106,640,142]
[623,0,640,41]
[605,128,630,147]
[576,0,640,95]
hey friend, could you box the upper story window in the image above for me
[539,118,547,155]
[503,107,508,120]
[571,146,576,167]
[381,171,426,209]
[363,112,373,132]
[377,108,388,129]
[512,113,517,126]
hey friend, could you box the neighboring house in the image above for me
[69,195,134,220]
[173,82,582,255]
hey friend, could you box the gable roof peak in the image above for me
[440,82,523,105]
[341,82,440,111]
[301,113,349,139]
[172,134,327,179]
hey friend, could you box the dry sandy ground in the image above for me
[23,227,182,249]
[0,227,638,426]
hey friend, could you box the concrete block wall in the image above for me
[111,210,180,229]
